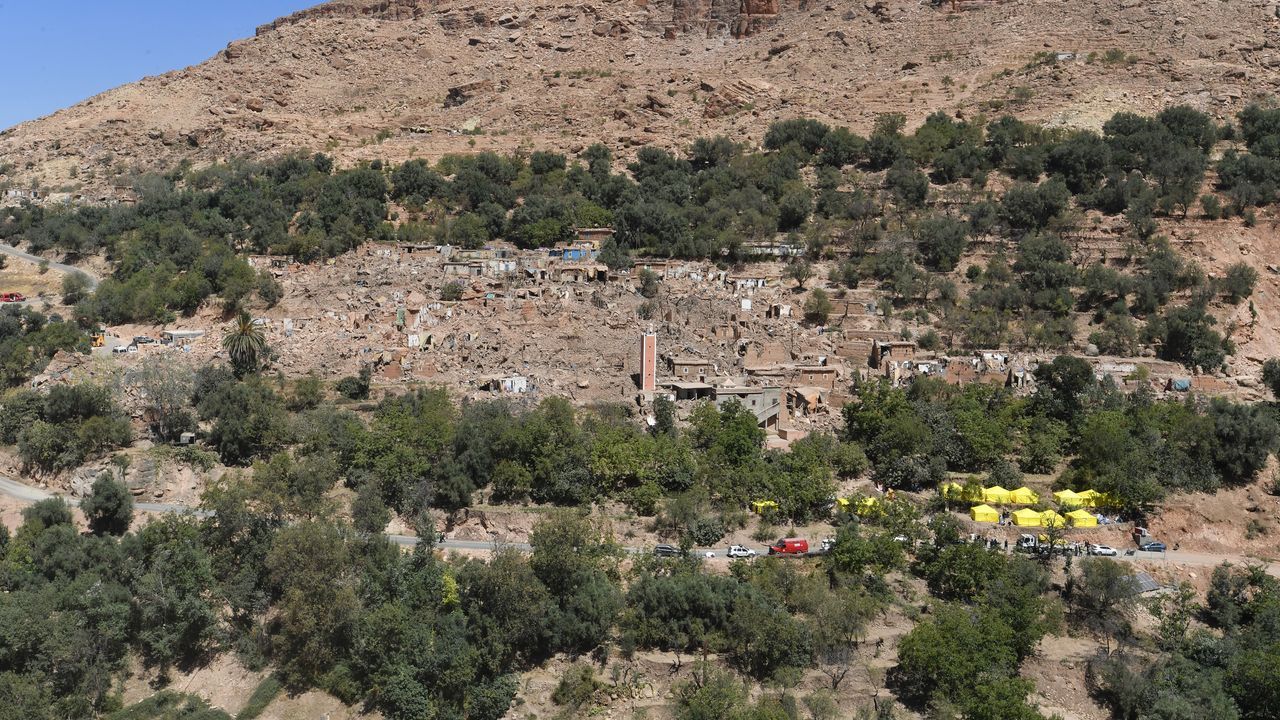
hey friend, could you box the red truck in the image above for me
[0,292,26,303]
[767,538,809,556]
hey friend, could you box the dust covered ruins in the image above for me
[58,225,1247,449]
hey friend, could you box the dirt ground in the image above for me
[0,255,62,301]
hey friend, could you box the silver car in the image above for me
[727,545,757,559]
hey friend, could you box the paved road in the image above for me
[0,475,1274,573]
[0,242,99,289]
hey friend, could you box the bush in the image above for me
[441,281,464,301]
[552,664,601,708]
[287,374,324,411]
[1219,262,1258,303]
[335,366,371,400]
[887,159,929,208]
[916,216,968,271]
[236,676,283,720]
[1201,193,1223,219]
[81,471,133,536]
[686,516,726,546]
[61,272,93,305]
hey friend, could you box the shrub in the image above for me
[1219,262,1258,303]
[552,664,602,708]
[441,281,464,301]
[336,366,371,400]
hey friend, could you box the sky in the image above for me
[0,0,316,130]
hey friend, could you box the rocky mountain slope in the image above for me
[3,0,1280,200]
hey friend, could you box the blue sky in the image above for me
[0,0,315,130]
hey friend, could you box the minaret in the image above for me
[640,325,657,392]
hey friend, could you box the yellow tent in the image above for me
[856,497,881,516]
[1011,508,1042,527]
[751,500,779,514]
[1067,509,1098,527]
[970,504,1000,523]
[1039,509,1066,528]
[1075,489,1102,508]
[1009,486,1040,505]
[835,498,851,512]
[941,482,965,500]
[983,486,1012,505]
[1053,489,1082,508]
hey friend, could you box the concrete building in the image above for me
[713,385,782,428]
[668,356,714,381]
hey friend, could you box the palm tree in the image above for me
[222,310,265,375]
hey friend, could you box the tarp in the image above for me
[1053,489,1082,507]
[751,500,779,514]
[1009,486,1040,505]
[1012,508,1042,527]
[983,486,1012,505]
[1075,489,1102,508]
[856,497,881,516]
[970,504,1000,523]
[1039,510,1066,528]
[1067,509,1098,527]
[835,498,851,511]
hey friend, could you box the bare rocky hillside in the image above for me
[4,0,1280,199]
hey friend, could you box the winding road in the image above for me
[0,242,99,288]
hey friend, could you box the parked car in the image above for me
[0,292,25,303]
[1089,544,1118,556]
[112,344,131,354]
[653,544,681,558]
[133,336,158,345]
[767,538,809,556]
[1138,541,1167,553]
[727,545,757,559]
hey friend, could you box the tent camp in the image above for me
[1075,489,1102,508]
[1067,509,1098,527]
[983,486,1012,505]
[970,504,1000,523]
[1040,510,1066,528]
[941,482,964,500]
[1009,486,1040,505]
[1012,508,1042,527]
[1053,489,1082,508]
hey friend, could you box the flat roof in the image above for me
[667,381,714,390]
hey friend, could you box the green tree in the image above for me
[787,260,814,289]
[804,289,833,324]
[1073,558,1138,652]
[1262,358,1280,400]
[1220,262,1258,303]
[266,521,359,689]
[82,471,133,536]
[916,215,968,271]
[221,310,266,376]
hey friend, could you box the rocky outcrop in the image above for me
[255,0,438,35]
[259,0,785,39]
[666,0,783,37]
